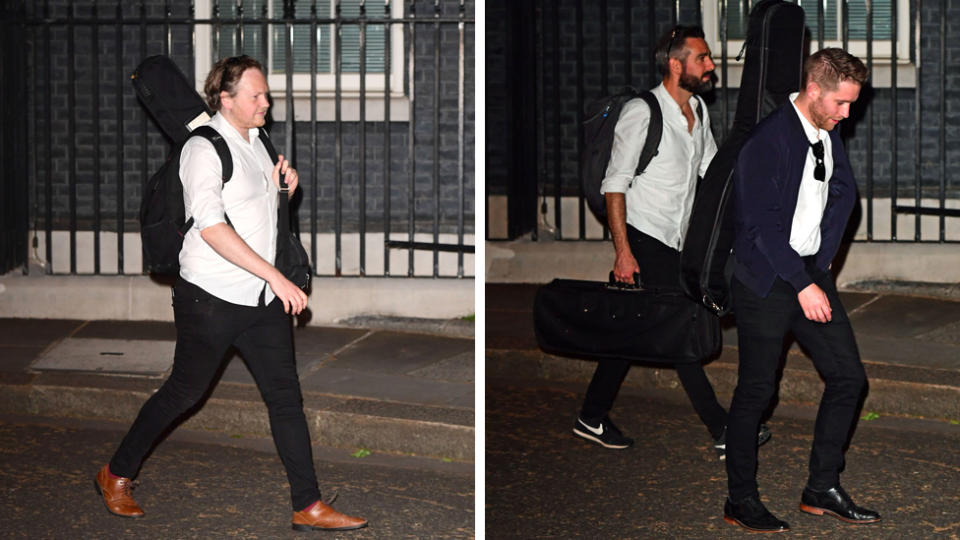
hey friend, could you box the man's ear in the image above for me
[668,55,683,76]
[805,81,821,101]
[219,90,232,111]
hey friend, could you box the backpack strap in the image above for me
[634,91,662,178]
[191,125,233,181]
[693,94,705,124]
[179,125,234,234]
[258,127,279,164]
[257,128,295,257]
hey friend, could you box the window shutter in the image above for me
[723,0,892,41]
[270,0,385,74]
[845,0,893,40]
[214,0,267,64]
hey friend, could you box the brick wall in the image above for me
[487,0,960,210]
[19,0,474,236]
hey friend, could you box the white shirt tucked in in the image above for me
[600,83,718,250]
[178,112,279,306]
[788,92,834,257]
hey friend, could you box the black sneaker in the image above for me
[713,424,772,461]
[572,416,634,449]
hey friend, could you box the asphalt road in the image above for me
[486,377,960,539]
[0,415,473,539]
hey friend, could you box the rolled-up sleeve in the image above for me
[600,98,651,195]
[180,137,228,230]
[698,106,718,178]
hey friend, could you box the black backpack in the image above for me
[139,126,232,275]
[579,89,661,222]
[139,126,287,275]
[580,88,703,222]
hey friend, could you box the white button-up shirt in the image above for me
[600,83,718,250]
[788,92,834,257]
[178,112,279,306]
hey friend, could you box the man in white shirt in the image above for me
[723,48,878,533]
[95,56,367,533]
[573,26,770,459]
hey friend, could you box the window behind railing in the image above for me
[486,0,959,244]
[1,0,475,278]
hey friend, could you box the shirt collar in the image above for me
[209,112,259,145]
[789,92,827,144]
[652,82,701,122]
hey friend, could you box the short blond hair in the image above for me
[802,48,869,91]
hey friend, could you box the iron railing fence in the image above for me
[496,0,958,244]
[2,0,474,278]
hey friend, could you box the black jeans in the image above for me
[726,262,867,501]
[109,279,321,511]
[580,227,727,439]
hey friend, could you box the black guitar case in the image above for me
[131,55,212,145]
[679,0,806,314]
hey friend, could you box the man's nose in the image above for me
[705,57,716,71]
[840,104,850,118]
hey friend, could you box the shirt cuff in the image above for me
[194,212,228,230]
[600,175,631,194]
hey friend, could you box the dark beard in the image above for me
[679,71,713,94]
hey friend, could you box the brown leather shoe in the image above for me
[291,500,367,532]
[94,465,144,518]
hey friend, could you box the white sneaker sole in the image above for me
[572,427,631,449]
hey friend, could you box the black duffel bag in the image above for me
[533,277,720,364]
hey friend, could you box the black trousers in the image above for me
[109,279,321,511]
[726,261,867,501]
[580,227,727,439]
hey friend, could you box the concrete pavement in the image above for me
[0,316,475,462]
[1,414,473,538]
[486,282,960,421]
[486,379,960,538]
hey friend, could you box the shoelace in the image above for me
[323,490,339,506]
[116,478,139,498]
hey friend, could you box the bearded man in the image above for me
[573,25,773,461]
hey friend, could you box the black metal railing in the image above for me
[1,0,474,277]
[488,0,958,244]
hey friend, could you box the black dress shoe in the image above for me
[799,485,881,524]
[724,496,790,533]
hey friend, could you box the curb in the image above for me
[0,383,474,462]
[485,347,960,422]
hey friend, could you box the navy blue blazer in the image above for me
[731,102,857,298]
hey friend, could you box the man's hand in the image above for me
[604,192,639,285]
[797,283,832,323]
[268,273,308,315]
[272,154,299,193]
[200,223,308,315]
[613,251,640,284]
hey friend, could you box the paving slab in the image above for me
[217,350,323,385]
[406,351,475,382]
[856,335,960,371]
[837,291,878,313]
[0,345,48,373]
[849,294,960,338]
[0,318,81,346]
[326,331,473,374]
[290,325,369,360]
[30,338,174,375]
[74,320,177,341]
[299,366,474,408]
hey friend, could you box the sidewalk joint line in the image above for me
[847,293,884,315]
